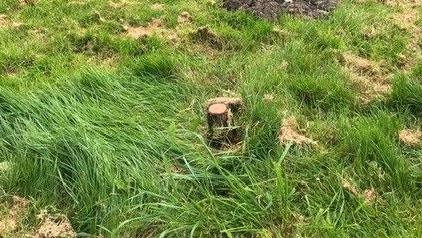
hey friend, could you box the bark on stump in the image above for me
[207,103,230,131]
[206,101,241,148]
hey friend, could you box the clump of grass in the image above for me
[287,74,355,112]
[131,51,178,79]
[389,67,422,116]
[338,113,412,192]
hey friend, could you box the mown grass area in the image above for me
[0,0,421,237]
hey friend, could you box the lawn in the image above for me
[0,0,421,237]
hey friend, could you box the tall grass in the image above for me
[0,0,421,237]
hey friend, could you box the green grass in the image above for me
[0,0,421,237]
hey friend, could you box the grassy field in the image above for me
[0,0,421,237]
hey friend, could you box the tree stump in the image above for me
[206,97,243,148]
[207,103,230,131]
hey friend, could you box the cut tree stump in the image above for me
[207,103,229,130]
[206,97,243,148]
[207,97,243,113]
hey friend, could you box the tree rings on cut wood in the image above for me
[207,103,229,129]
[207,97,243,113]
[206,97,243,149]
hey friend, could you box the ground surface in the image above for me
[0,0,421,237]
[223,0,339,19]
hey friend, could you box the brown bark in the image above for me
[207,103,229,131]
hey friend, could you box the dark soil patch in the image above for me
[223,0,339,19]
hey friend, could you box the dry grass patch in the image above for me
[340,52,392,103]
[381,0,422,7]
[0,196,30,235]
[33,210,75,238]
[19,0,38,6]
[124,18,178,42]
[279,116,316,146]
[178,12,193,24]
[0,14,7,27]
[363,187,377,204]
[0,15,23,28]
[0,197,75,237]
[399,129,422,146]
[390,0,422,69]
[342,179,378,204]
[108,0,130,9]
[151,3,165,11]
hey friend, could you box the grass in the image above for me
[0,0,421,237]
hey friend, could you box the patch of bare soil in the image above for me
[342,179,377,204]
[0,14,24,28]
[341,179,359,196]
[0,197,76,238]
[382,0,422,7]
[0,161,11,173]
[69,1,86,6]
[263,93,275,102]
[123,18,178,42]
[108,0,129,9]
[178,12,193,24]
[279,116,316,146]
[33,211,75,238]
[0,196,30,235]
[363,188,377,204]
[389,1,422,70]
[151,3,165,11]
[190,26,223,50]
[399,129,422,146]
[223,0,339,19]
[0,14,9,27]
[340,52,392,103]
[19,0,37,6]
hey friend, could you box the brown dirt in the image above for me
[190,26,223,50]
[0,14,24,28]
[279,116,316,146]
[109,0,129,9]
[0,14,9,27]
[151,3,165,11]
[0,197,76,238]
[340,52,392,103]
[382,0,422,7]
[340,52,381,76]
[0,196,30,235]
[389,1,422,70]
[342,179,359,196]
[399,129,422,146]
[342,179,378,204]
[222,0,339,19]
[33,210,75,238]
[170,164,187,174]
[263,93,275,102]
[0,161,11,173]
[124,18,178,42]
[178,12,193,24]
[19,0,37,6]
[363,188,377,204]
